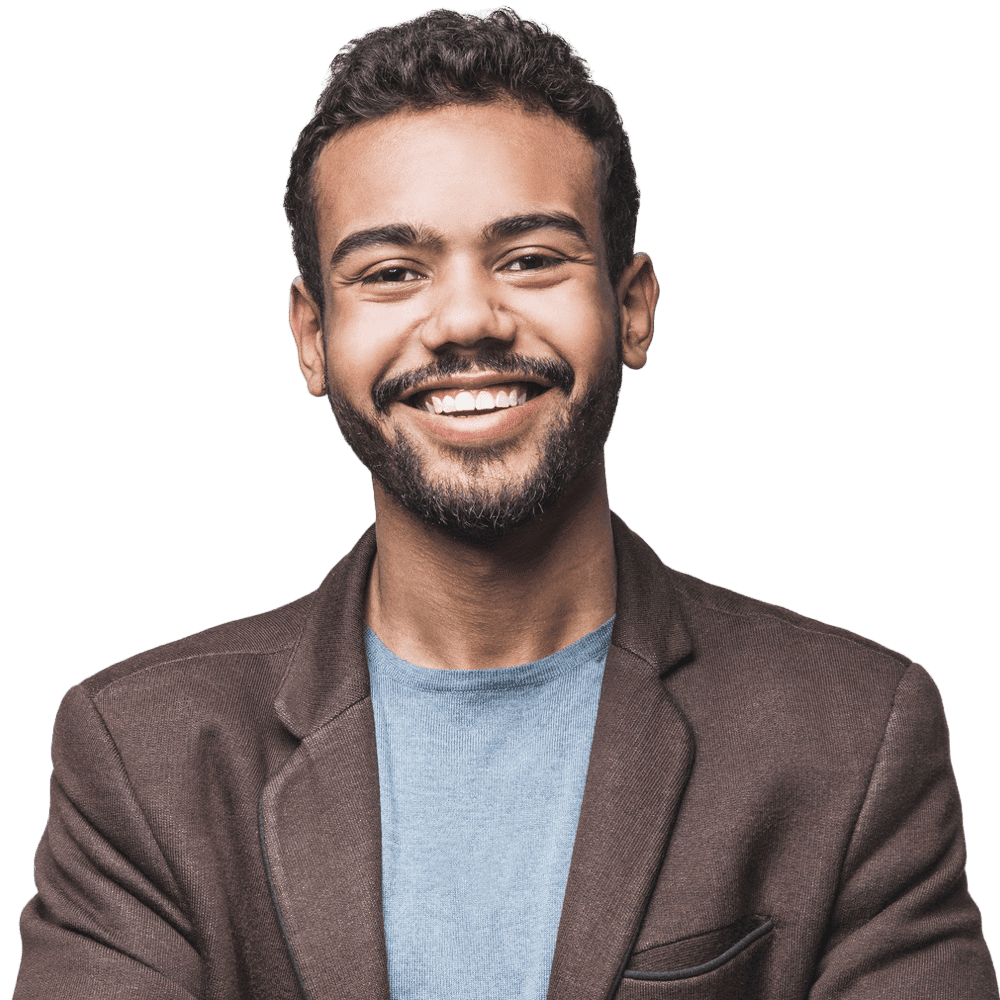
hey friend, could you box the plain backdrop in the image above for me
[3,0,997,990]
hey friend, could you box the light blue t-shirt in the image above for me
[366,619,613,1000]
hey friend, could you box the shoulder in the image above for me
[620,531,952,819]
[47,590,325,808]
[74,590,317,718]
[60,527,377,752]
[668,564,910,672]
[613,518,920,758]
[660,564,926,767]
[615,513,911,681]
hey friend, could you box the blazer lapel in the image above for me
[259,518,694,1000]
[259,529,391,1000]
[547,516,696,1000]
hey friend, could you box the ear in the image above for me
[289,278,328,396]
[617,254,659,370]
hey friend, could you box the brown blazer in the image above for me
[16,517,997,999]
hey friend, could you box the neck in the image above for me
[365,459,617,670]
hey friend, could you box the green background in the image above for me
[0,0,1000,983]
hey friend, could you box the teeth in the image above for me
[427,386,529,414]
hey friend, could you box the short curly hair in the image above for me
[284,8,639,312]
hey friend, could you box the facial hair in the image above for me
[326,352,622,545]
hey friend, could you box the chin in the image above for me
[328,358,622,544]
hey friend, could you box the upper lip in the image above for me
[398,372,553,403]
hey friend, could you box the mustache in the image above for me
[370,349,576,414]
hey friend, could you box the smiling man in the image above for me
[14,9,997,1000]
[288,97,648,676]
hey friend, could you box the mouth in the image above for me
[401,376,551,417]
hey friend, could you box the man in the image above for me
[15,8,996,999]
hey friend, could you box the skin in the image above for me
[290,101,659,670]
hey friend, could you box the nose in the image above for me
[419,264,515,353]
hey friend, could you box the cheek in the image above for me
[513,283,618,369]
[323,298,418,401]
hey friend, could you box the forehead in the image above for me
[311,102,602,254]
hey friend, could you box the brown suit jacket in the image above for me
[16,517,997,998]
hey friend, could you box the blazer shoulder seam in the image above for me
[81,589,317,701]
[666,570,912,669]
[89,639,299,701]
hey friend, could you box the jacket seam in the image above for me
[274,585,328,733]
[91,640,300,699]
[258,793,309,999]
[608,639,658,676]
[809,662,915,978]
[666,573,911,668]
[75,687,200,950]
[256,692,373,1000]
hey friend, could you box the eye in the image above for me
[361,266,424,284]
[504,253,561,272]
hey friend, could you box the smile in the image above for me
[406,381,547,416]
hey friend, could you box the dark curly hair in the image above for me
[284,8,639,312]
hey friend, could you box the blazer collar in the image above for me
[273,525,377,739]
[262,515,695,1000]
[261,527,389,999]
[608,512,694,676]
[548,514,695,999]
[273,514,695,737]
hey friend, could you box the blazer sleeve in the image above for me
[15,684,202,999]
[808,663,998,999]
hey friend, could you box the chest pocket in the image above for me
[614,915,774,998]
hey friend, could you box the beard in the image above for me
[326,351,622,545]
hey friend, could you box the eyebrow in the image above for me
[327,212,592,271]
[328,224,443,270]
[482,212,591,247]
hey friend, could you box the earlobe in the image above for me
[289,278,329,396]
[618,254,659,370]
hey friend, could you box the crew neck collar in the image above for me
[365,618,615,693]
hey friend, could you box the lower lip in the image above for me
[400,393,547,444]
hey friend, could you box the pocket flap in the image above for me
[624,915,774,981]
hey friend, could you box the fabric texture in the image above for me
[15,516,998,999]
[367,620,610,1000]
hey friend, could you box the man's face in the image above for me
[294,101,644,542]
